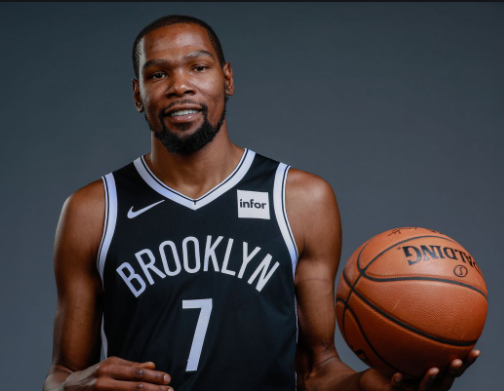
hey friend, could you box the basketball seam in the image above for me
[361,274,487,299]
[335,296,413,377]
[337,272,353,342]
[350,286,479,347]
[343,241,370,307]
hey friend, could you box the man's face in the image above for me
[133,23,234,154]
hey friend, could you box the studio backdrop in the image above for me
[0,3,502,390]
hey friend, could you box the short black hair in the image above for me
[132,15,226,79]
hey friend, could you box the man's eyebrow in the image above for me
[184,50,215,61]
[142,50,216,72]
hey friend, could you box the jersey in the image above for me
[97,149,299,391]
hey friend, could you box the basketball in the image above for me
[335,227,488,378]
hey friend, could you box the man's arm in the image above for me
[43,180,173,391]
[43,180,106,390]
[286,169,360,390]
[286,169,480,391]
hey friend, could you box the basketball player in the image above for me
[43,15,480,391]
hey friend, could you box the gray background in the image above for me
[0,3,502,390]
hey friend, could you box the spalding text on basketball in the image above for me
[401,245,482,276]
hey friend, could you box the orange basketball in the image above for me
[335,227,488,378]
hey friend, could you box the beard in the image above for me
[145,96,228,155]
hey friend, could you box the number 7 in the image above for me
[182,298,213,372]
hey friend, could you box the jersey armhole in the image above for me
[273,163,299,279]
[96,173,117,360]
[96,173,118,289]
[273,163,301,370]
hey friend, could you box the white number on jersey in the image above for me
[182,298,213,371]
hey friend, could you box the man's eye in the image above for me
[194,66,208,72]
[152,72,166,79]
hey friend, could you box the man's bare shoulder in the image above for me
[285,168,337,204]
[65,179,105,210]
[60,179,105,237]
[285,168,340,256]
[56,179,105,269]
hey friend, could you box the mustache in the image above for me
[159,99,208,118]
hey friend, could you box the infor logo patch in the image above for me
[237,190,270,220]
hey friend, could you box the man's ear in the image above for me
[132,79,144,112]
[223,62,235,97]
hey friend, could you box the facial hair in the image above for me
[146,97,228,155]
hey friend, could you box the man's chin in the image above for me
[160,125,195,135]
[162,119,200,133]
[153,124,219,155]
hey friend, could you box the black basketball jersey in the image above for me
[97,149,299,391]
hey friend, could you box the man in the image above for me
[43,15,480,391]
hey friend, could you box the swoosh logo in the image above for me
[127,200,165,219]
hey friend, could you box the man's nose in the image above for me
[166,70,195,98]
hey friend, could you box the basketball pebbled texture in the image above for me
[335,227,488,378]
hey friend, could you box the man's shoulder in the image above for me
[286,167,337,207]
[67,157,138,206]
[55,178,106,271]
[63,179,105,225]
[71,179,105,201]
[250,149,336,203]
[56,157,137,266]
[283,167,340,258]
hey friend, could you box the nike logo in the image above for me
[127,200,165,219]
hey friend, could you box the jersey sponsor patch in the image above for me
[237,190,270,220]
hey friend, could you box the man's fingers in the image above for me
[459,349,480,375]
[449,359,463,377]
[434,360,461,391]
[421,352,480,391]
[103,364,171,385]
[97,378,173,391]
[107,356,151,367]
[98,357,171,387]
[384,352,481,391]
[417,367,439,391]
[137,361,156,369]
[389,372,417,391]
[390,372,406,390]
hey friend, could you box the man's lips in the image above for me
[164,105,203,116]
[164,110,202,123]
[162,105,204,123]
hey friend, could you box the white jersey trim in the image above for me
[101,313,108,359]
[294,294,299,390]
[273,163,299,278]
[273,163,300,391]
[97,173,118,287]
[133,149,256,211]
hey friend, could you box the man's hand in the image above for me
[358,350,481,391]
[62,357,173,391]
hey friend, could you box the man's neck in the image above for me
[144,127,244,200]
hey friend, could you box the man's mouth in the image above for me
[168,109,201,117]
[163,108,203,125]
